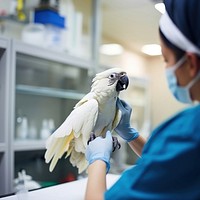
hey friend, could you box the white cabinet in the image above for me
[0,39,93,195]
[0,0,102,195]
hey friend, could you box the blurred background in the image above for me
[0,0,187,197]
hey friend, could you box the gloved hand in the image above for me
[86,131,113,173]
[115,98,139,142]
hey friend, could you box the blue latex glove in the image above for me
[86,131,113,173]
[115,98,139,142]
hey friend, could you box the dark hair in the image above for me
[159,28,185,61]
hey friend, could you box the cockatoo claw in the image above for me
[112,136,121,152]
[87,133,121,152]
[87,132,96,145]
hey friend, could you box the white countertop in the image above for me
[1,174,120,200]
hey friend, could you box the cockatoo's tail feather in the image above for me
[45,132,74,172]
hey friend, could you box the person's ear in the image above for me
[186,52,200,77]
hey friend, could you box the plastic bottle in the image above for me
[16,117,28,140]
[59,0,75,51]
[40,119,50,139]
[16,171,29,200]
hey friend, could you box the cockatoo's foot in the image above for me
[87,133,121,152]
[87,132,96,145]
[112,136,121,152]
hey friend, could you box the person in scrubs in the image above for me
[85,0,200,199]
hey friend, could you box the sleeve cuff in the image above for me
[126,131,139,142]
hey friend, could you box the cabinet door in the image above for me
[0,38,11,195]
[14,52,91,189]
[15,53,90,140]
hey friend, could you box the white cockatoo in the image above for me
[45,68,129,173]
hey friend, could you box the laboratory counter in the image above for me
[1,174,120,200]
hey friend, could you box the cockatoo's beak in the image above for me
[116,74,129,91]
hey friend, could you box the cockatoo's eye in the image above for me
[108,73,118,86]
[109,73,117,79]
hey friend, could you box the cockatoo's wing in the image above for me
[45,97,99,172]
[74,92,95,108]
[112,106,122,130]
[51,97,98,139]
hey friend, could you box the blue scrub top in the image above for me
[105,104,200,200]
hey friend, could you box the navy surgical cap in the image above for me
[159,0,200,55]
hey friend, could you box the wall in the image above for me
[100,49,187,131]
[100,51,147,78]
[145,56,187,129]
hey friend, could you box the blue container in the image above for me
[34,9,65,28]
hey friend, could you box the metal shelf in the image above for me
[0,143,5,152]
[13,40,92,69]
[16,84,85,100]
[14,140,46,151]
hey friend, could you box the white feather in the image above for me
[45,68,126,173]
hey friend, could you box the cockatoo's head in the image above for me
[91,68,129,96]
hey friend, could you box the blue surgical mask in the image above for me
[165,56,200,104]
